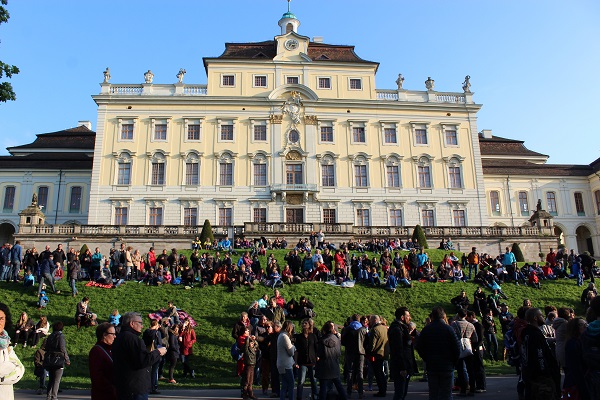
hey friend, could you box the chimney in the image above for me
[312,36,324,43]
[78,121,92,130]
[479,129,493,139]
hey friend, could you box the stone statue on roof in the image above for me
[177,68,186,83]
[396,73,405,90]
[144,70,154,84]
[103,67,111,83]
[425,76,435,91]
[32,193,38,206]
[536,198,542,212]
[462,75,471,93]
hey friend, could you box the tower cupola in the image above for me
[278,0,300,34]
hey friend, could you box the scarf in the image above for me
[0,329,11,350]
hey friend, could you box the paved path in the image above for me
[15,375,519,399]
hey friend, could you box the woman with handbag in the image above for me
[0,303,25,400]
[44,321,70,400]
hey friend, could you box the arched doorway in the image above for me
[553,226,565,246]
[0,223,16,244]
[576,225,594,256]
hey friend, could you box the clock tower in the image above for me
[278,0,300,35]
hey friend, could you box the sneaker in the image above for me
[55,290,61,294]
[168,379,177,384]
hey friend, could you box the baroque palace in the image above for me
[0,8,599,257]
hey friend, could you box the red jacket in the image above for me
[180,329,197,356]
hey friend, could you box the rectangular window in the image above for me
[151,163,165,185]
[114,207,128,225]
[518,191,529,216]
[595,190,600,215]
[386,165,400,187]
[220,163,233,186]
[184,208,197,226]
[349,78,362,90]
[320,126,333,142]
[352,127,365,143]
[384,128,397,144]
[390,209,403,226]
[121,124,133,140]
[286,164,303,185]
[287,76,299,84]
[422,210,434,227]
[418,166,431,188]
[575,192,585,215]
[323,209,336,224]
[185,162,199,186]
[415,128,428,145]
[3,186,15,212]
[222,75,235,86]
[117,162,131,185]
[254,164,267,186]
[254,125,267,141]
[37,186,48,209]
[546,192,558,215]
[453,210,466,227]
[254,75,267,87]
[149,207,163,226]
[187,124,201,141]
[449,166,462,188]
[445,129,458,145]
[322,165,335,187]
[490,191,500,216]
[354,165,368,187]
[357,209,370,226]
[69,186,82,213]
[219,208,232,226]
[318,77,331,89]
[154,124,167,141]
[253,208,266,223]
[221,124,234,141]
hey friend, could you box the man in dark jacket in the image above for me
[466,310,486,393]
[113,312,166,400]
[341,314,367,398]
[416,306,460,400]
[388,307,415,400]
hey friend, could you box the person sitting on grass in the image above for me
[451,290,470,312]
[451,264,467,283]
[369,267,381,286]
[528,269,541,289]
[385,270,398,292]
[109,309,121,326]
[281,265,294,285]
[396,264,412,288]
[37,291,49,310]
[76,296,98,328]
[422,261,438,283]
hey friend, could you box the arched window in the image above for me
[385,155,401,188]
[352,155,369,187]
[320,154,336,187]
[219,153,234,186]
[150,152,166,185]
[447,157,463,189]
[415,156,432,188]
[253,154,268,186]
[490,191,501,216]
[116,152,132,185]
[185,153,200,186]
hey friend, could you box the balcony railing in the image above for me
[103,84,208,96]
[376,89,467,104]
[271,184,318,192]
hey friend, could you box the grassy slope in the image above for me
[2,248,585,389]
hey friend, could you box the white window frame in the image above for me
[349,121,367,145]
[414,155,434,189]
[149,152,167,186]
[381,121,399,145]
[421,209,435,227]
[251,119,268,143]
[317,76,331,90]
[218,207,233,226]
[356,208,370,227]
[353,159,369,188]
[221,74,235,87]
[183,207,198,226]
[183,117,204,143]
[546,191,558,216]
[447,159,463,189]
[410,122,430,147]
[389,208,403,227]
[217,118,236,143]
[453,209,466,227]
[184,153,200,186]
[69,185,83,214]
[286,76,300,85]
[253,207,267,223]
[253,75,267,88]
[574,192,586,216]
[114,151,133,186]
[442,124,460,147]
[320,154,336,187]
[323,208,336,224]
[253,157,268,187]
[117,118,137,142]
[218,153,235,186]
[318,120,335,144]
[518,191,529,216]
[114,206,128,225]
[3,185,15,212]
[490,190,501,216]
[148,206,163,226]
[348,77,363,91]
[151,118,170,142]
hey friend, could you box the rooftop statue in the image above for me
[395,73,405,90]
[103,67,111,83]
[144,70,154,84]
[462,75,471,93]
[177,68,186,83]
[425,76,435,91]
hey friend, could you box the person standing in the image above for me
[44,321,70,400]
[67,253,80,298]
[367,315,389,397]
[502,247,518,284]
[277,321,296,400]
[166,325,180,384]
[520,308,560,400]
[451,309,478,396]
[294,318,318,400]
[467,247,479,280]
[38,254,60,295]
[342,314,367,398]
[416,306,460,400]
[466,311,486,393]
[316,321,348,400]
[113,312,166,400]
[388,307,416,400]
[0,302,25,400]
[89,322,117,400]
[179,320,196,379]
[10,241,23,283]
[142,319,163,395]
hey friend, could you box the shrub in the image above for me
[79,244,89,258]
[412,225,429,249]
[200,219,215,244]
[512,242,525,262]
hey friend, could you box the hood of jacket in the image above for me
[587,320,600,337]
[349,321,363,330]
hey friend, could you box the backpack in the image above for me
[230,342,242,361]
[503,328,520,366]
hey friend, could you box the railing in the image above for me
[183,85,208,95]
[271,184,319,192]
[22,224,555,238]
[376,90,399,101]
[375,89,467,104]
[110,85,143,95]
[435,94,466,103]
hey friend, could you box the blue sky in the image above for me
[0,0,598,165]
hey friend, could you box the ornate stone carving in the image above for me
[281,91,303,124]
[286,151,302,160]
[270,114,283,124]
[304,115,318,125]
[144,70,154,84]
[462,75,471,93]
[103,67,111,83]
[395,73,405,90]
[176,68,186,83]
[286,194,303,205]
[425,76,435,91]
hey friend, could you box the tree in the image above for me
[412,224,429,249]
[0,0,19,103]
[199,219,214,244]
[511,242,525,262]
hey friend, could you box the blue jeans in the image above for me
[469,264,478,279]
[280,368,295,400]
[10,261,21,281]
[151,360,160,390]
[0,264,9,281]
[38,272,57,294]
[485,333,498,360]
[296,365,317,400]
[318,377,348,400]
[427,370,454,400]
[70,278,78,295]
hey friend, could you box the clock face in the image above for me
[285,39,299,50]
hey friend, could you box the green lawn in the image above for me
[1,248,586,389]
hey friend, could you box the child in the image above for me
[241,330,258,400]
[528,269,541,289]
[370,267,381,286]
[37,291,49,310]
[166,302,180,326]
[109,309,121,326]
[33,338,47,394]
[23,271,35,287]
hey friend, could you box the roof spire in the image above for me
[288,0,291,13]
[279,0,300,34]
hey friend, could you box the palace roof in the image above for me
[7,125,95,154]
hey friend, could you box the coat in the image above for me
[0,339,25,400]
[89,341,117,400]
[276,333,295,373]
[388,320,415,375]
[316,333,342,379]
[180,329,196,356]
[416,320,460,372]
[112,326,162,396]
[294,332,318,366]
